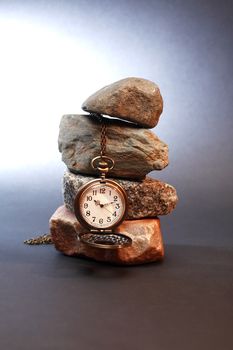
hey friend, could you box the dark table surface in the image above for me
[1,239,232,350]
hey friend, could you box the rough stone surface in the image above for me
[50,206,164,265]
[63,171,178,219]
[58,114,168,179]
[82,77,163,128]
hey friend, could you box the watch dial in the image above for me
[78,181,126,229]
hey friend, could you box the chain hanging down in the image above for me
[90,113,115,181]
[90,112,107,158]
[24,234,53,245]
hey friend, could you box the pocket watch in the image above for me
[74,114,132,249]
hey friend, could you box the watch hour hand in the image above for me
[94,199,105,208]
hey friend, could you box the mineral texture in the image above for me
[58,114,168,179]
[82,77,163,128]
[50,206,164,265]
[63,171,178,219]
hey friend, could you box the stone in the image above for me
[82,77,163,128]
[63,171,178,219]
[50,206,164,265]
[58,114,168,179]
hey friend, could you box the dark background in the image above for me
[0,1,232,349]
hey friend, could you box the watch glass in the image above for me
[74,179,127,230]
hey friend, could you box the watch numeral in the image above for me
[87,196,92,201]
[109,190,112,196]
[92,190,97,196]
[107,217,111,222]
[100,188,106,194]
[84,203,88,209]
[85,211,90,216]
[115,203,120,209]
[113,195,118,202]
[92,217,96,222]
[113,211,117,217]
[99,218,103,224]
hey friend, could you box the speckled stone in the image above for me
[63,171,178,219]
[58,114,168,180]
[50,206,164,265]
[82,77,163,128]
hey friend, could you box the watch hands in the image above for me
[94,200,115,208]
[94,200,114,214]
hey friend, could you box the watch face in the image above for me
[74,179,127,230]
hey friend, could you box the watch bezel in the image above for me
[74,178,128,231]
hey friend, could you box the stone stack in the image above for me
[50,77,178,265]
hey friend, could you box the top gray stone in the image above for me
[82,77,163,128]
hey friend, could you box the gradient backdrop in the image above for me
[0,0,232,246]
[0,1,233,350]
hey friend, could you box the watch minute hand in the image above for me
[103,201,115,206]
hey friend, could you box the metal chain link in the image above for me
[90,112,107,157]
[24,233,53,245]
[100,122,107,157]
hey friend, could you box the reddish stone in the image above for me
[50,206,164,265]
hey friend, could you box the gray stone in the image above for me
[82,77,163,128]
[63,171,178,219]
[58,114,168,179]
[50,206,164,265]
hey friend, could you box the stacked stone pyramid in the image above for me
[50,77,178,265]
